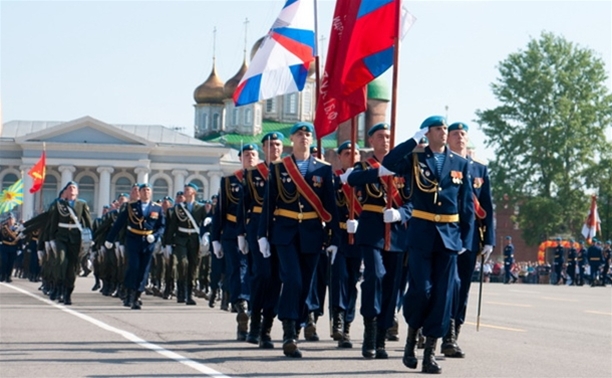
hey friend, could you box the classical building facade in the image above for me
[0,116,239,220]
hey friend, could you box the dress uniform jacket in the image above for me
[212,172,245,242]
[48,199,93,245]
[467,158,494,252]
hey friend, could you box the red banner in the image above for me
[28,151,46,194]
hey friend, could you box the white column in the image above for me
[96,166,114,215]
[58,165,76,188]
[207,171,223,199]
[135,167,150,185]
[172,169,188,196]
[20,165,35,220]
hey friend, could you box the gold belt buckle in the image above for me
[297,212,303,222]
[434,214,441,222]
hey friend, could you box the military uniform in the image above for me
[257,122,339,358]
[566,241,577,285]
[553,240,565,284]
[383,115,474,374]
[48,183,93,305]
[503,238,517,284]
[105,184,165,309]
[0,214,20,283]
[587,239,604,286]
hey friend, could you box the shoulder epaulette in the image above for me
[314,158,330,166]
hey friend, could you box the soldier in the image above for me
[346,123,412,360]
[257,122,339,358]
[165,183,207,305]
[382,115,474,374]
[602,240,611,286]
[553,237,565,285]
[150,196,173,297]
[503,236,517,284]
[208,194,226,308]
[241,132,284,349]
[90,205,111,291]
[331,140,362,348]
[567,239,578,285]
[577,240,588,286]
[47,181,93,305]
[443,121,495,359]
[105,183,165,309]
[196,199,213,299]
[212,146,253,340]
[587,238,604,286]
[0,213,21,283]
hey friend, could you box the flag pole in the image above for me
[37,142,47,213]
[313,0,322,159]
[348,116,357,245]
[384,0,402,251]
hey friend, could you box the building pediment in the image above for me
[14,116,152,147]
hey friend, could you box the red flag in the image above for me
[28,151,46,194]
[581,195,601,244]
[313,0,367,139]
[340,0,403,96]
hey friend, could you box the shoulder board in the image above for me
[314,158,330,166]
[451,153,468,161]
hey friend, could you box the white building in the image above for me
[0,116,240,220]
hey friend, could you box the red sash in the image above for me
[335,169,362,217]
[473,194,487,220]
[282,156,332,222]
[234,169,244,181]
[366,157,403,207]
[256,162,269,180]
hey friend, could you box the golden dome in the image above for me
[223,58,248,98]
[194,63,225,104]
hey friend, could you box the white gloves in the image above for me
[339,167,354,184]
[146,234,155,244]
[18,232,26,240]
[238,235,249,255]
[412,128,428,143]
[163,245,172,260]
[346,219,358,234]
[326,245,338,265]
[16,224,25,233]
[383,208,401,223]
[378,166,395,177]
[481,245,493,261]
[203,217,212,227]
[459,248,467,255]
[201,233,210,250]
[212,240,223,259]
[37,250,44,263]
[104,241,113,250]
[258,237,271,258]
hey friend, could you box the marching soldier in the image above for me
[47,181,93,305]
[241,132,284,349]
[567,239,578,285]
[212,146,253,340]
[105,183,165,309]
[443,122,495,358]
[165,183,207,305]
[602,240,611,286]
[331,140,362,348]
[553,237,565,284]
[1,213,21,283]
[383,115,474,374]
[587,238,604,286]
[257,122,340,358]
[577,240,588,286]
[503,236,517,284]
[346,123,412,359]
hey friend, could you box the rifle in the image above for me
[476,222,486,331]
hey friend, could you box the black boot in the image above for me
[417,327,425,349]
[208,289,217,308]
[123,289,133,307]
[282,320,302,358]
[441,319,463,357]
[186,283,196,305]
[49,284,58,300]
[332,308,345,341]
[247,311,261,344]
[445,320,465,358]
[338,321,353,348]
[304,312,319,341]
[220,291,229,311]
[362,317,376,359]
[259,316,275,349]
[57,284,64,303]
[91,277,101,291]
[386,315,399,341]
[422,337,442,374]
[402,327,419,369]
[162,280,172,300]
[176,280,185,303]
[131,291,142,310]
[63,287,74,305]
[375,327,388,359]
[235,300,249,341]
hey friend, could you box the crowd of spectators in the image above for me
[473,260,610,285]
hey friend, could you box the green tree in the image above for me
[476,32,612,245]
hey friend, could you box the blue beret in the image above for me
[448,122,469,132]
[176,191,184,196]
[607,240,612,244]
[290,122,314,135]
[505,236,512,240]
[238,143,258,157]
[162,196,174,202]
[569,238,575,243]
[593,238,600,243]
[337,140,360,154]
[63,181,78,190]
[368,122,390,137]
[117,193,129,199]
[7,212,14,218]
[139,183,151,190]
[420,115,447,129]
[261,132,284,144]
[185,182,199,192]
[132,183,140,188]
[211,194,218,199]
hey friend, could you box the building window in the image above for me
[189,179,205,201]
[115,177,133,198]
[288,93,297,114]
[212,113,220,130]
[1,173,18,191]
[266,98,276,113]
[245,108,253,125]
[233,108,239,126]
[78,175,96,211]
[153,178,169,199]
[303,87,312,115]
[201,114,208,131]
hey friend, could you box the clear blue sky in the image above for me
[2,0,611,162]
